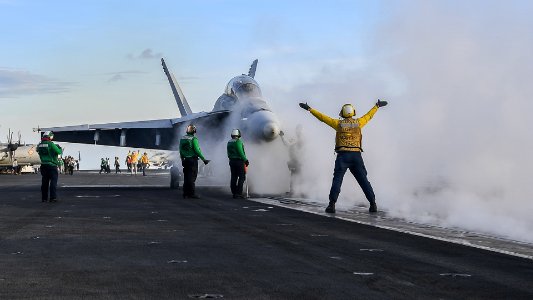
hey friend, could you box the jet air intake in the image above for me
[245,110,281,142]
[262,122,280,141]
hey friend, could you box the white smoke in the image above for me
[266,1,533,243]
[246,140,290,194]
[176,107,291,194]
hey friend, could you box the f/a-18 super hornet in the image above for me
[41,59,282,186]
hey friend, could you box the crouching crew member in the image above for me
[37,131,63,203]
[227,129,249,198]
[179,124,209,198]
[299,100,388,213]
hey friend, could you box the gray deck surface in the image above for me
[1,171,532,299]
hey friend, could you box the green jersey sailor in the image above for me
[179,124,209,198]
[226,129,249,198]
[37,131,63,202]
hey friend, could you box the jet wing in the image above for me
[40,110,230,150]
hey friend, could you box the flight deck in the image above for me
[1,171,532,299]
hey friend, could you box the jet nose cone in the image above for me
[263,122,280,141]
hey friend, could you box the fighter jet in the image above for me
[42,59,280,147]
[40,59,283,186]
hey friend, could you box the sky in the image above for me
[0,0,381,158]
[1,0,533,243]
[0,0,380,123]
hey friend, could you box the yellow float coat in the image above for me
[309,105,379,152]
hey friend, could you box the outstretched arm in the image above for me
[299,102,339,129]
[358,99,387,128]
[309,108,339,129]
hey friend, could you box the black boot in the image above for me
[325,202,335,213]
[369,201,377,213]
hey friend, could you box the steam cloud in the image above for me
[173,102,290,195]
[266,1,533,243]
[169,1,532,243]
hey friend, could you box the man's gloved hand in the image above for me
[203,159,210,165]
[279,131,285,137]
[299,102,311,111]
[376,99,388,107]
[245,160,249,167]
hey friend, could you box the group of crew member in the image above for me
[96,151,150,176]
[62,156,77,175]
[123,150,150,176]
[181,99,388,214]
[129,150,139,175]
[37,100,388,214]
[178,124,250,199]
[99,158,112,174]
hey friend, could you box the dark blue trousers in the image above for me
[329,151,375,204]
[229,159,246,196]
[40,164,59,201]
[182,157,198,197]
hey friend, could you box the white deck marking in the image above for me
[250,197,533,261]
[440,273,471,277]
[167,260,188,264]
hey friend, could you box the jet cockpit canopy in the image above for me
[224,75,262,99]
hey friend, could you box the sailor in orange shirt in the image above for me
[130,150,140,175]
[140,152,149,176]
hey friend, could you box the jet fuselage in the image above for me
[213,75,280,142]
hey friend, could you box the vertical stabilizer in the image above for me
[161,58,193,116]
[248,59,258,78]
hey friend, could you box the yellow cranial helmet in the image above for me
[339,104,355,118]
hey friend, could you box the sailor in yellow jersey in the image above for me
[299,100,388,213]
